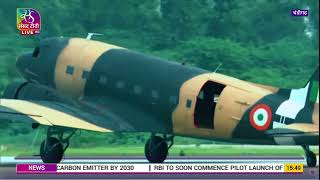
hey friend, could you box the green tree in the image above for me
[207,0,307,44]
[160,0,211,41]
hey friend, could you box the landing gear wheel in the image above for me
[144,136,168,163]
[40,137,64,163]
[306,151,317,167]
[302,145,317,167]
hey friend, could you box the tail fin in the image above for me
[305,66,319,103]
[274,67,318,125]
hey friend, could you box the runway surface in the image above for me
[0,156,319,179]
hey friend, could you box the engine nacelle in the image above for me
[2,82,61,101]
[2,82,28,99]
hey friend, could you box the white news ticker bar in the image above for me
[55,163,286,173]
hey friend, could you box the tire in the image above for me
[144,136,168,163]
[40,137,64,163]
[306,151,317,167]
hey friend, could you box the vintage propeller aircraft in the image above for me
[0,34,318,166]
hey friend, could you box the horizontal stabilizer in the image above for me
[266,123,319,145]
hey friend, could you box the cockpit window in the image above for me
[32,47,40,58]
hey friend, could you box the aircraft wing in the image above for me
[266,123,319,145]
[0,97,169,133]
[0,99,112,132]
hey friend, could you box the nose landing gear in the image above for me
[40,127,76,163]
[144,134,174,163]
[302,145,317,167]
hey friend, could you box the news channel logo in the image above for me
[291,9,308,17]
[17,8,41,36]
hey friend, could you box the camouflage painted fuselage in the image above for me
[17,37,319,145]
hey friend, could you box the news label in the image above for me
[16,163,304,174]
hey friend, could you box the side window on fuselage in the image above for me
[66,65,74,75]
[134,85,142,95]
[151,90,159,99]
[98,75,108,85]
[82,70,90,80]
[116,81,125,89]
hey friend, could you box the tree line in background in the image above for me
[0,0,318,146]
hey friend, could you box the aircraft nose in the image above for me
[16,53,32,72]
